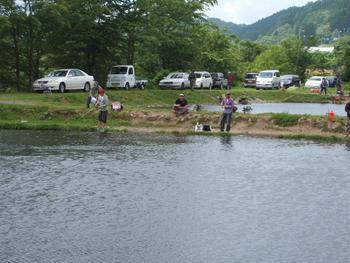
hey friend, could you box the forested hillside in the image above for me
[210,0,350,43]
[1,0,350,91]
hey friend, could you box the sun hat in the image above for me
[179,93,185,96]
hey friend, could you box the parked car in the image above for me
[304,76,329,88]
[159,72,190,89]
[256,70,281,89]
[33,69,94,93]
[280,75,301,88]
[194,71,213,89]
[106,65,147,90]
[326,76,338,88]
[243,73,258,88]
[210,72,227,89]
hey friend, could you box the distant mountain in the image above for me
[209,0,350,43]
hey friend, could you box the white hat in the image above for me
[179,93,185,96]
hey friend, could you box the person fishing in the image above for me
[345,99,350,137]
[173,93,189,116]
[96,87,109,130]
[220,91,235,132]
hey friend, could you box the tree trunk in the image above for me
[126,32,135,65]
[11,22,20,92]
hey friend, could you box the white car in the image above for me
[159,72,190,89]
[194,71,213,89]
[256,70,281,89]
[304,76,328,89]
[33,69,94,93]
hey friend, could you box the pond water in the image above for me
[1,130,350,263]
[202,103,347,116]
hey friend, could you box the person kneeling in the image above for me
[173,94,189,116]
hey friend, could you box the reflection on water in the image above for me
[1,130,350,263]
[202,103,347,116]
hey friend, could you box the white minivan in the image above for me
[194,71,213,89]
[256,70,281,89]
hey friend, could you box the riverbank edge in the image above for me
[0,109,348,144]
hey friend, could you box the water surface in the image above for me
[1,130,350,263]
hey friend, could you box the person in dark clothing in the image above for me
[227,72,234,90]
[173,94,189,115]
[320,77,328,95]
[189,71,196,91]
[345,100,350,136]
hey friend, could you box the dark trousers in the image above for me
[321,87,327,94]
[220,113,232,131]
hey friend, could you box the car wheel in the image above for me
[209,83,212,90]
[59,83,66,93]
[125,83,129,90]
[84,82,91,92]
[200,83,203,89]
[140,84,145,90]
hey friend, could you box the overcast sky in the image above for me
[205,0,316,24]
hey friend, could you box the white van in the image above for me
[256,70,281,89]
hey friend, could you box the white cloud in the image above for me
[206,0,316,24]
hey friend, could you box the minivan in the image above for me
[256,70,281,89]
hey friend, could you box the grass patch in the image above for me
[279,134,345,144]
[270,113,302,127]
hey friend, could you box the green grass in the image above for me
[270,113,303,127]
[0,86,345,111]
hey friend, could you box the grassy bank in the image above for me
[0,103,349,144]
[1,86,349,111]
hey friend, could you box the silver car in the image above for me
[159,72,190,89]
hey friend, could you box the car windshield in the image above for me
[245,73,257,78]
[310,77,321,81]
[110,66,128,74]
[170,74,184,79]
[47,70,68,77]
[281,75,293,80]
[259,72,273,78]
[195,73,202,78]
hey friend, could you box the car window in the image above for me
[204,73,211,78]
[195,73,202,78]
[73,70,84,76]
[259,72,273,78]
[310,77,321,81]
[48,70,68,77]
[276,72,280,77]
[110,66,128,74]
[128,67,134,75]
[246,73,257,79]
[67,70,75,77]
[171,74,183,79]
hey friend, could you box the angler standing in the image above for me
[220,92,235,132]
[96,87,109,131]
